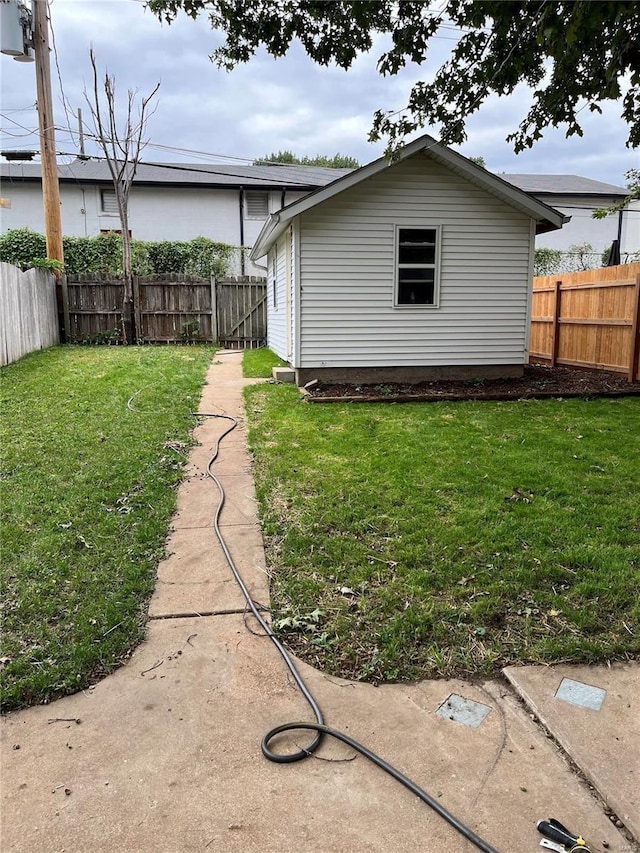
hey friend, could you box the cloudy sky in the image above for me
[1,0,637,186]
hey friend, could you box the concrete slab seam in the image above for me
[501,671,637,846]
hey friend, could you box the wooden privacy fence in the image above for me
[61,274,266,348]
[530,263,640,382]
[215,278,267,349]
[1,263,59,366]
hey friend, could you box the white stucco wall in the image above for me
[0,181,308,276]
[535,195,639,258]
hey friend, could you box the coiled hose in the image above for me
[199,410,501,853]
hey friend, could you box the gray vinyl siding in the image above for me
[266,237,288,360]
[297,154,533,368]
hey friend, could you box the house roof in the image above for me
[0,158,352,190]
[2,155,624,200]
[250,134,569,260]
[502,174,626,196]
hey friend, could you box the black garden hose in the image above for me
[197,409,501,853]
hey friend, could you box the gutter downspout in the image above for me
[617,207,624,257]
[239,187,245,275]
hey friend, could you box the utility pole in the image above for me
[77,108,86,158]
[33,0,63,263]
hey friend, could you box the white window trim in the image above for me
[394,224,441,309]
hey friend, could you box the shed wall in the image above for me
[297,154,533,369]
[266,235,289,359]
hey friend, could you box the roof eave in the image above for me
[250,213,282,261]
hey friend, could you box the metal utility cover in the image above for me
[436,694,491,728]
[555,677,606,711]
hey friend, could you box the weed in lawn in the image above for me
[244,384,640,683]
[0,345,213,710]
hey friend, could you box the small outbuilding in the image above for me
[250,134,568,385]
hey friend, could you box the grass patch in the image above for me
[242,347,287,378]
[245,385,640,682]
[1,345,213,711]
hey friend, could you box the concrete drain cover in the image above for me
[555,677,606,711]
[436,694,491,728]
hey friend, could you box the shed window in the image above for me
[245,191,269,218]
[396,226,440,307]
[101,188,118,214]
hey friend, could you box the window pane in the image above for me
[398,268,435,305]
[399,228,435,245]
[399,268,435,283]
[399,244,435,265]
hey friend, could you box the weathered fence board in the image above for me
[1,263,59,366]
[215,277,266,349]
[530,263,640,382]
[65,273,124,342]
[135,274,216,342]
[62,273,266,346]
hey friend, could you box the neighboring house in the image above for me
[504,174,639,259]
[0,160,640,272]
[2,157,636,272]
[0,159,351,275]
[249,134,567,385]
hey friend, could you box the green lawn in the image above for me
[242,346,287,378]
[0,345,213,711]
[244,384,640,682]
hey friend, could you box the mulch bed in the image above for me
[305,364,640,403]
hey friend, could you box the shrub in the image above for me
[534,247,562,276]
[0,230,236,278]
[0,228,47,267]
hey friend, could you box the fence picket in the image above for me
[0,264,60,366]
[530,263,640,382]
[61,273,266,347]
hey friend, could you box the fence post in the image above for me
[628,274,640,383]
[56,272,70,343]
[210,277,218,345]
[133,276,142,343]
[550,279,562,367]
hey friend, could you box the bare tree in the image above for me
[85,49,160,343]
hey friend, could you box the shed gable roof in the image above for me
[250,135,569,260]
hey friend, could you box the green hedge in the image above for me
[0,228,236,278]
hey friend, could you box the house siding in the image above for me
[297,154,533,369]
[266,235,289,359]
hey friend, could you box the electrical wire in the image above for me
[196,406,502,853]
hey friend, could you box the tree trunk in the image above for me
[120,204,135,344]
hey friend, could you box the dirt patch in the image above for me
[305,364,640,403]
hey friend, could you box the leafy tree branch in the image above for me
[592,168,640,220]
[147,1,640,154]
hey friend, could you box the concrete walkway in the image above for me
[1,351,637,852]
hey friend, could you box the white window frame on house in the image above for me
[394,224,441,308]
[100,188,118,215]
[245,191,269,219]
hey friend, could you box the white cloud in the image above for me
[1,0,636,184]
